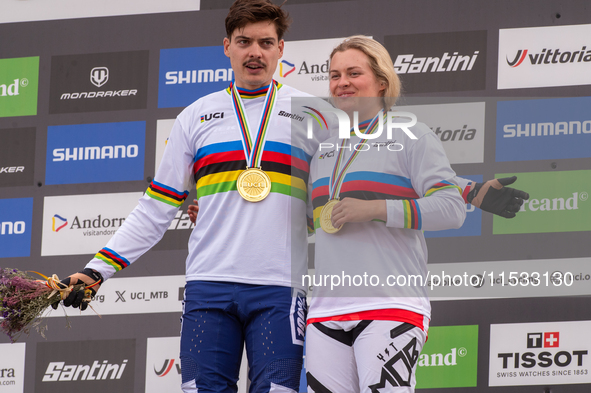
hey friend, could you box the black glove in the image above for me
[467,176,529,218]
[51,269,102,311]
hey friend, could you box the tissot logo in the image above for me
[49,51,148,113]
[384,31,486,93]
[90,67,109,87]
[489,321,591,387]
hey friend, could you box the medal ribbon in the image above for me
[230,81,278,168]
[328,111,386,199]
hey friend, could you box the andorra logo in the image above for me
[279,60,296,78]
[52,214,68,232]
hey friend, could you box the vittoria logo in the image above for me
[90,67,109,87]
[506,47,591,67]
[200,112,224,123]
[154,359,181,377]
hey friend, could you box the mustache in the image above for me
[243,59,265,67]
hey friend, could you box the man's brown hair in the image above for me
[225,0,291,41]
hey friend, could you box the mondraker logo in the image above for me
[90,67,109,87]
[52,214,68,232]
[279,60,295,77]
[506,46,591,67]
[200,112,224,123]
[154,359,181,377]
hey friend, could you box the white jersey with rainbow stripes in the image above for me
[307,116,466,320]
[86,82,333,289]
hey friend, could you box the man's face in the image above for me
[224,21,284,90]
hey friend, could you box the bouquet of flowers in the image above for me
[0,268,95,342]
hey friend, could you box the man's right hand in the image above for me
[51,269,102,311]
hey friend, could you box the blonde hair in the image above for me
[329,35,401,110]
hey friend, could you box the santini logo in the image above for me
[165,68,233,84]
[507,46,591,67]
[154,359,181,377]
[0,78,28,97]
[42,360,128,381]
[53,145,139,161]
[394,51,479,74]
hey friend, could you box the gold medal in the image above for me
[320,199,342,233]
[237,167,271,202]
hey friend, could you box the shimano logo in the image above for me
[53,145,139,161]
[42,360,128,382]
[432,125,477,141]
[1,221,25,235]
[520,192,587,212]
[0,166,25,174]
[503,120,591,138]
[507,46,591,67]
[394,51,480,74]
[0,78,27,96]
[165,68,234,84]
[90,67,109,87]
[278,110,304,122]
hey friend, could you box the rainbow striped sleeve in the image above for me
[403,199,422,230]
[424,180,462,197]
[146,180,189,208]
[95,247,130,272]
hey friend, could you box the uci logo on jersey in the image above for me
[200,112,224,123]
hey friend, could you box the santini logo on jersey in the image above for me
[53,145,139,161]
[507,46,591,67]
[165,69,234,85]
[394,51,479,74]
[278,110,304,122]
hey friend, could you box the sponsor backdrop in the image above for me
[1,1,590,392]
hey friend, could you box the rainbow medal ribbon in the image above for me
[230,82,278,202]
[320,111,384,233]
